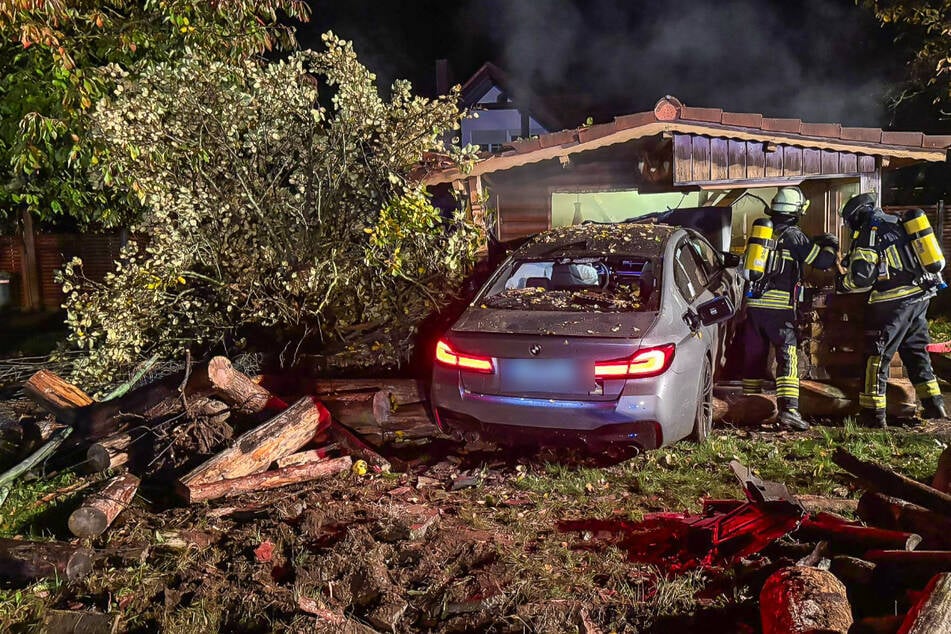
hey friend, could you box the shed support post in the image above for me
[20,208,41,311]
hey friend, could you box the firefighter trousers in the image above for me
[860,298,943,421]
[742,307,799,412]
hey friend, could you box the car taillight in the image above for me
[594,343,675,379]
[435,339,495,374]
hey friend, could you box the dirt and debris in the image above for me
[1,356,951,632]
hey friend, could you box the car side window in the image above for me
[687,234,721,277]
[673,240,709,302]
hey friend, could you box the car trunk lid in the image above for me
[447,309,659,401]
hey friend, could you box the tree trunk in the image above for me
[898,573,951,634]
[857,492,951,550]
[760,566,853,634]
[328,419,391,473]
[312,379,427,406]
[0,538,94,584]
[833,448,951,516]
[68,473,140,538]
[796,515,921,554]
[182,455,352,504]
[866,551,951,589]
[23,370,94,424]
[319,390,392,432]
[179,397,330,489]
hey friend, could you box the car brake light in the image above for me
[435,339,495,374]
[594,343,675,379]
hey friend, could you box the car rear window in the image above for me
[479,256,658,312]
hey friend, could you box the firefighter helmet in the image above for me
[840,192,877,229]
[769,187,810,216]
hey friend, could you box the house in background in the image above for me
[440,61,561,153]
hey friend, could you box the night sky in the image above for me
[298,0,945,132]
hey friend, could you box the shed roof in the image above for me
[424,96,951,185]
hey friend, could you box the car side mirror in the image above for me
[720,252,741,268]
[697,294,735,326]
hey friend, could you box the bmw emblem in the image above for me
[530,344,542,356]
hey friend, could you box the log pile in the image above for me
[765,449,951,632]
[0,357,446,587]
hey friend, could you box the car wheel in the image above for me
[690,357,713,442]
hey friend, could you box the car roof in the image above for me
[514,222,681,259]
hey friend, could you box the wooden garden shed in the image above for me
[424,96,951,255]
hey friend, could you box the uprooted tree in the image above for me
[58,33,480,386]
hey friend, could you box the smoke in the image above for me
[462,0,896,127]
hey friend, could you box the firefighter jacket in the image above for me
[841,209,929,305]
[746,218,838,309]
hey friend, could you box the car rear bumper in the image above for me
[431,368,666,449]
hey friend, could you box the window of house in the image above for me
[551,190,701,227]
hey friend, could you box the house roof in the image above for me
[424,95,951,185]
[459,62,563,131]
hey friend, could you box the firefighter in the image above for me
[741,186,839,430]
[837,193,947,427]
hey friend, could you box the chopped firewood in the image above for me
[23,369,94,424]
[318,389,392,432]
[86,430,148,472]
[0,538,94,584]
[312,378,427,406]
[866,550,951,588]
[932,446,951,494]
[833,448,951,516]
[43,609,119,634]
[799,380,853,417]
[796,514,922,553]
[201,356,287,414]
[830,555,877,587]
[712,396,728,422]
[721,393,777,426]
[181,455,352,503]
[19,419,65,457]
[68,472,140,538]
[899,573,951,634]
[154,530,219,550]
[33,357,283,440]
[328,419,391,473]
[759,566,853,634]
[858,492,951,550]
[275,446,337,469]
[179,397,331,489]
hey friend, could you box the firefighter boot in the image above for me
[922,396,948,420]
[778,408,809,431]
[858,408,887,429]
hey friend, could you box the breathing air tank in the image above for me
[742,218,774,282]
[903,208,945,274]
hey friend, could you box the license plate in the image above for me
[505,359,586,392]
